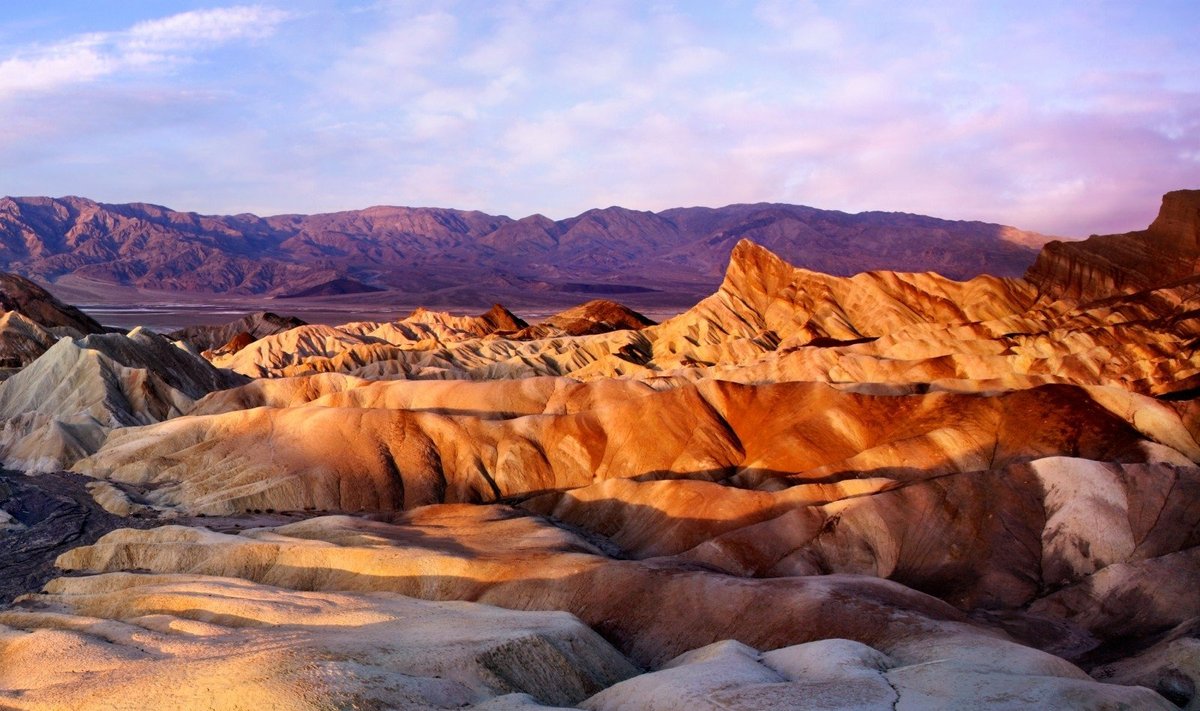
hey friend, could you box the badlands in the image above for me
[0,190,1198,709]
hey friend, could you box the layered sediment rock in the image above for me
[0,272,106,369]
[73,380,1196,514]
[1026,189,1200,300]
[0,272,104,335]
[0,572,636,709]
[0,328,246,470]
[40,508,1177,709]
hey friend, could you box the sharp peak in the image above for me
[729,238,788,264]
[721,239,795,287]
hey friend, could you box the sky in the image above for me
[0,1,1197,237]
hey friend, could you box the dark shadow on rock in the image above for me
[0,469,156,603]
[515,464,1050,613]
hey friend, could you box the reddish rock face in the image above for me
[1149,189,1200,250]
[208,331,255,358]
[1026,189,1200,301]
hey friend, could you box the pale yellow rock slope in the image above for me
[37,507,1174,709]
[0,328,245,471]
[0,572,634,709]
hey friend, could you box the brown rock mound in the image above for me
[513,300,655,339]
[0,272,103,334]
[171,310,306,352]
[476,302,528,332]
[403,303,528,337]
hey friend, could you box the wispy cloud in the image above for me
[0,38,112,96]
[0,5,290,100]
[325,9,456,103]
[126,6,288,51]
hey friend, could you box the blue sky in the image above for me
[1,1,1197,236]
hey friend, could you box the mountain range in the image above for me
[0,196,1052,307]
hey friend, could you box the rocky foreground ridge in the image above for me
[0,191,1197,708]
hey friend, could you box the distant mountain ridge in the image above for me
[0,195,1053,305]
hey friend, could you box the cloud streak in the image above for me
[0,6,289,99]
